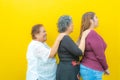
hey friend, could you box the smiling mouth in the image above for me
[44,35,47,38]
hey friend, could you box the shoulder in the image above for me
[87,30,104,44]
[89,30,98,36]
[87,30,100,39]
[62,35,72,42]
[63,35,71,38]
[62,35,70,40]
[29,40,47,50]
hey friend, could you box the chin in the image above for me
[71,30,73,33]
[95,24,98,27]
[95,26,98,28]
[44,38,47,41]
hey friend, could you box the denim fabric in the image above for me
[80,64,104,80]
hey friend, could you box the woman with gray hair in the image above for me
[56,15,90,80]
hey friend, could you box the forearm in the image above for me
[78,36,85,55]
[49,39,60,58]
[96,55,108,71]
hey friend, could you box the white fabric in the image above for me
[26,40,57,80]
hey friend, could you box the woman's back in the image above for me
[56,35,82,80]
[58,35,82,62]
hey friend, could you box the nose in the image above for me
[45,32,47,36]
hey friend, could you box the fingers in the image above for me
[104,69,110,75]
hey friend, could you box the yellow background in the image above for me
[0,0,120,80]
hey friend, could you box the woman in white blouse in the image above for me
[26,24,65,80]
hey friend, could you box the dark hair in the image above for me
[77,12,95,44]
[31,24,43,39]
[57,15,72,33]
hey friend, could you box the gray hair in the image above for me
[57,15,72,33]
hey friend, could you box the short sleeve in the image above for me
[33,45,51,62]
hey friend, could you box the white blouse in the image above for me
[26,40,57,80]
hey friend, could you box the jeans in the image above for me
[80,64,104,80]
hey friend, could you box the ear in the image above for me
[35,33,39,39]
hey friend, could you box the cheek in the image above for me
[70,26,73,30]
[39,34,42,38]
[39,33,44,38]
[43,33,47,38]
[95,20,98,25]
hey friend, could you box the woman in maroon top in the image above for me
[77,12,110,80]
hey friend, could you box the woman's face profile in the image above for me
[68,22,74,33]
[35,27,47,42]
[93,15,98,27]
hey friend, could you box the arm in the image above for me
[33,34,65,62]
[78,35,86,54]
[49,33,65,58]
[62,36,82,56]
[89,32,108,71]
[79,30,91,54]
[33,41,61,60]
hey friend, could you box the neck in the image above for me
[63,30,70,35]
[34,39,44,43]
[88,25,94,30]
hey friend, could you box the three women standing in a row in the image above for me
[26,12,109,80]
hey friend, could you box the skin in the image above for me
[34,26,65,58]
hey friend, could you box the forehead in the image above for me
[93,15,97,19]
[94,15,97,17]
[39,26,45,32]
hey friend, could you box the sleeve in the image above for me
[88,32,108,70]
[33,45,51,62]
[61,36,82,56]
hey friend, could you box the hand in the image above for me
[77,73,80,80]
[104,69,110,75]
[82,30,91,38]
[57,33,66,41]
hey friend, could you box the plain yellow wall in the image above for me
[0,0,120,80]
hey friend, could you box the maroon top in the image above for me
[81,30,108,71]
